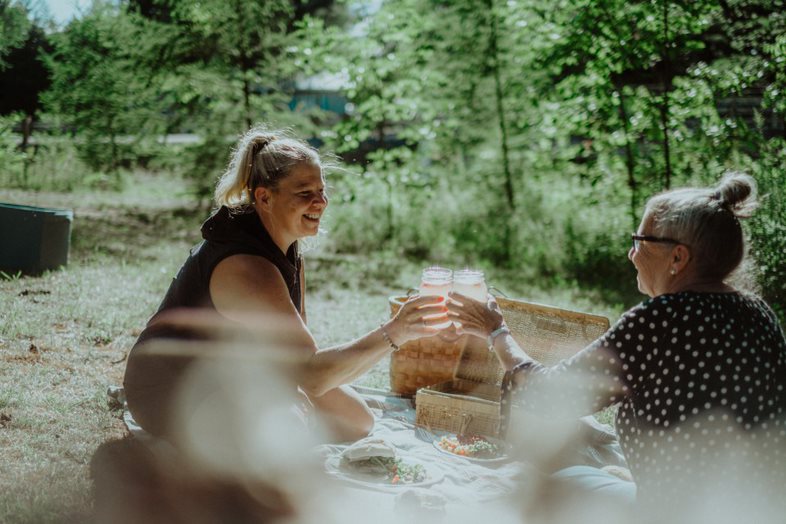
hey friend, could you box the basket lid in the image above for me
[495,297,610,366]
[390,295,610,388]
[451,297,611,384]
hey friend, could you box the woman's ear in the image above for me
[672,244,691,273]
[254,186,272,209]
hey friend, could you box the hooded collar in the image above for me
[201,206,299,274]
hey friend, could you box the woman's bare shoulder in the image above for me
[209,254,293,315]
[213,253,283,281]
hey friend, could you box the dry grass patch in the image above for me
[0,178,204,523]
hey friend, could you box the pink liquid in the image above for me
[419,281,452,297]
[419,281,452,329]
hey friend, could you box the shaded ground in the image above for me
[0,178,402,522]
[0,180,202,522]
[0,176,624,522]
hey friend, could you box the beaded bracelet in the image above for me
[380,324,400,353]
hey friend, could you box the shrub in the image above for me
[746,141,786,322]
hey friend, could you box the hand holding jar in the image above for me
[386,293,452,346]
[419,267,491,336]
[445,292,504,340]
[418,267,454,330]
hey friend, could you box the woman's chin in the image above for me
[300,219,321,234]
[636,277,648,296]
[298,226,320,239]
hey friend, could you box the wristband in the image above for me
[380,324,400,353]
[488,324,510,347]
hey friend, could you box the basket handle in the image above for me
[458,413,473,436]
[488,286,508,298]
[406,287,419,297]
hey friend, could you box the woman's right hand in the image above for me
[445,292,504,340]
[385,295,449,346]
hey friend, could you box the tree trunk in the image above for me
[243,75,252,130]
[486,0,514,213]
[485,0,514,264]
[20,114,32,151]
[378,123,394,242]
[659,0,672,190]
[108,113,118,175]
[235,0,253,129]
[616,87,638,230]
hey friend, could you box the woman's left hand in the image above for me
[445,292,505,339]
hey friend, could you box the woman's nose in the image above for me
[628,246,635,262]
[314,192,328,207]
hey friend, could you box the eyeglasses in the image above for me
[631,233,682,251]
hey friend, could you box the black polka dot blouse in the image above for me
[507,291,786,507]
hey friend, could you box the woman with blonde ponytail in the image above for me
[123,126,447,441]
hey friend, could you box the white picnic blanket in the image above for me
[308,388,629,523]
[315,389,531,498]
[111,385,628,523]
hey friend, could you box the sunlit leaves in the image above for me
[43,2,163,171]
[0,0,30,69]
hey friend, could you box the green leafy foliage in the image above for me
[3,0,784,320]
[317,0,785,317]
[743,141,786,319]
[0,0,30,69]
[42,2,165,173]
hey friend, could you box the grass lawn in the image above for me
[0,173,626,523]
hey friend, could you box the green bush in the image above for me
[746,141,786,322]
[0,131,122,192]
[0,118,27,186]
[181,135,231,206]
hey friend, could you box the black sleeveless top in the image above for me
[133,206,302,346]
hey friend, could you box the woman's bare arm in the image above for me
[210,254,447,396]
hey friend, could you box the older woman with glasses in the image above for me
[447,173,785,517]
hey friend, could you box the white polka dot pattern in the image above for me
[507,292,786,505]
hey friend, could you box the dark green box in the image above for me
[0,203,73,275]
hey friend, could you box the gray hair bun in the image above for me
[714,172,758,218]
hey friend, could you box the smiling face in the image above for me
[254,162,327,251]
[629,214,674,297]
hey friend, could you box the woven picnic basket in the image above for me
[389,295,486,396]
[412,297,611,437]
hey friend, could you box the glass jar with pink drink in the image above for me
[452,269,487,302]
[419,266,453,329]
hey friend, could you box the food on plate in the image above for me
[341,438,397,462]
[436,434,503,459]
[340,437,427,485]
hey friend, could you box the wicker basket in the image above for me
[415,334,506,436]
[388,295,468,396]
[413,297,611,437]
